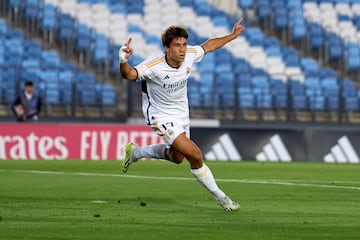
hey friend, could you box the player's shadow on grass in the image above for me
[117,197,220,212]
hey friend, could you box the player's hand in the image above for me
[232,18,245,37]
[119,38,133,63]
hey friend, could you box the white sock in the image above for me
[191,164,226,202]
[133,144,167,160]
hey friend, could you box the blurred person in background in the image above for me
[11,81,42,122]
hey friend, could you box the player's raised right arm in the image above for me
[119,38,138,81]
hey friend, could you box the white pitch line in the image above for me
[1,169,360,191]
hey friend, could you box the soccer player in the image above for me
[119,19,245,211]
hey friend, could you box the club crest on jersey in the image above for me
[186,67,190,74]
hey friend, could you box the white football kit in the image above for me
[135,45,205,145]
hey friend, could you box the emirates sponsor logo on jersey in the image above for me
[163,79,187,93]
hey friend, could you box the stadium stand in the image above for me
[1,0,360,122]
[0,16,117,118]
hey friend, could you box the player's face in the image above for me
[165,37,187,67]
[25,86,33,95]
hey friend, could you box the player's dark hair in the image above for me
[162,26,188,47]
[25,81,33,87]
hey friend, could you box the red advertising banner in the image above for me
[0,123,162,160]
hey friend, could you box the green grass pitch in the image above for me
[0,160,359,240]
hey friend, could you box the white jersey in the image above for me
[135,45,205,124]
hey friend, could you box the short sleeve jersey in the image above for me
[135,45,205,124]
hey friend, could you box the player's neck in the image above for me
[165,55,181,69]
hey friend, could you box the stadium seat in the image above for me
[274,95,288,109]
[344,96,359,111]
[101,89,116,106]
[40,4,57,31]
[76,24,91,52]
[327,96,340,111]
[292,95,307,110]
[239,94,255,109]
[46,89,61,104]
[256,94,273,109]
[58,14,74,41]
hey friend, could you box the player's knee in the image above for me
[167,149,184,164]
[188,150,203,169]
[172,157,184,164]
[190,149,203,163]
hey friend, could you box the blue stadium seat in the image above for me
[325,33,343,61]
[291,23,306,41]
[256,0,271,21]
[93,47,109,64]
[238,74,252,87]
[308,24,324,50]
[41,51,60,68]
[58,14,74,41]
[199,72,214,87]
[80,90,98,105]
[24,0,40,20]
[214,49,231,64]
[346,56,360,71]
[274,9,287,31]
[309,95,326,111]
[189,91,202,108]
[274,94,287,109]
[301,58,319,76]
[214,63,232,74]
[111,3,127,14]
[40,70,58,83]
[213,16,229,27]
[6,28,24,40]
[292,95,307,110]
[245,27,264,46]
[101,90,116,106]
[271,79,287,93]
[46,89,60,104]
[200,89,214,108]
[40,4,57,30]
[1,80,16,103]
[327,96,339,111]
[233,59,251,74]
[344,97,359,112]
[76,24,91,52]
[0,20,7,37]
[9,0,22,9]
[252,75,269,88]
[257,94,273,109]
[239,94,255,109]
[217,90,235,108]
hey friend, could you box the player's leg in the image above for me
[122,142,188,172]
[122,143,171,173]
[169,134,240,211]
[122,121,183,172]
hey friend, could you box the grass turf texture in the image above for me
[0,160,359,240]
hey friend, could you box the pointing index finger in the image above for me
[125,37,132,47]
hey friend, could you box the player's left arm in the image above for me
[201,18,245,54]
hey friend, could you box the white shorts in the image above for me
[150,117,190,146]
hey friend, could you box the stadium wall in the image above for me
[0,123,359,163]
